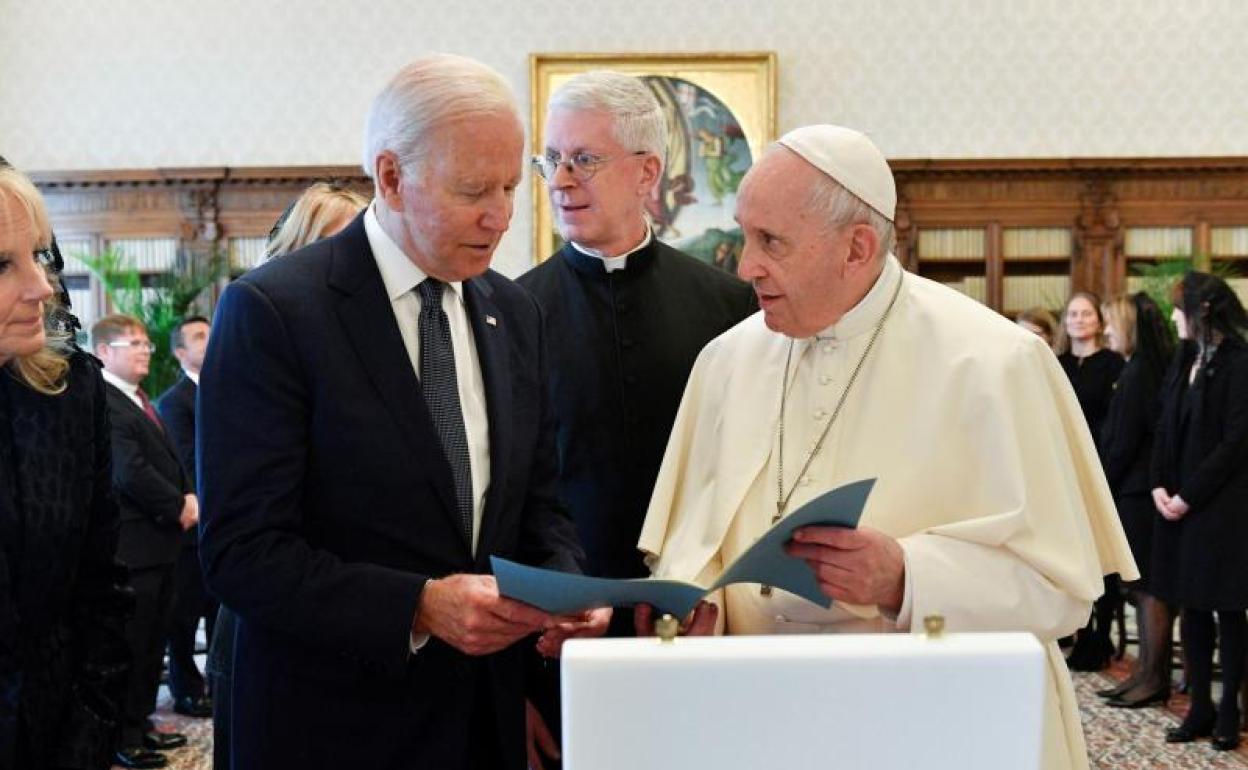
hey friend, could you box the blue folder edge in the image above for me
[491,478,875,619]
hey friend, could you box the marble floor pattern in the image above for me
[125,656,1248,769]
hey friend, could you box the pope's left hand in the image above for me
[535,607,612,657]
[785,526,905,613]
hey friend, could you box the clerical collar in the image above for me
[810,254,903,341]
[364,204,465,304]
[569,226,653,272]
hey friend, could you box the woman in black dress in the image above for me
[1095,293,1174,708]
[0,166,132,768]
[1058,291,1126,670]
[1151,272,1248,751]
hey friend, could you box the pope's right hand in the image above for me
[413,574,553,656]
[633,601,717,637]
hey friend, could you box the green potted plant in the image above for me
[78,248,226,395]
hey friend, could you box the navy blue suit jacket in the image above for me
[155,374,198,548]
[198,214,583,770]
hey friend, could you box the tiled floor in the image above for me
[130,645,1248,769]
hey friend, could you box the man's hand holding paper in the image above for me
[535,607,613,657]
[414,574,592,657]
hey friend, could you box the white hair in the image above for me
[362,53,519,179]
[547,70,667,171]
[800,157,896,259]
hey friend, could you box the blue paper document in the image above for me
[491,478,875,618]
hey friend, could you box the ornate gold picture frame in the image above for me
[529,52,777,266]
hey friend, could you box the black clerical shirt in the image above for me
[518,238,756,606]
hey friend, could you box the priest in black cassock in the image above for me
[517,70,756,768]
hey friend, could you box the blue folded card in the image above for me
[491,478,874,619]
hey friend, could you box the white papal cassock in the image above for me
[638,254,1137,770]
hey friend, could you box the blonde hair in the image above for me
[266,183,368,259]
[1101,295,1137,358]
[0,167,71,395]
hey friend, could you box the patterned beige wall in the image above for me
[3,0,1246,276]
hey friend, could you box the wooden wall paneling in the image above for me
[30,158,1248,326]
[985,221,1003,311]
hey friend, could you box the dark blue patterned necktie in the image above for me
[417,279,474,545]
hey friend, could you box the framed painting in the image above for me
[529,52,776,271]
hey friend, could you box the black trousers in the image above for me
[166,544,218,700]
[119,563,176,747]
[210,670,231,770]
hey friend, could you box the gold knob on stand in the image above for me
[656,613,679,643]
[922,614,945,637]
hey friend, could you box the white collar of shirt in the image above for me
[363,202,491,566]
[365,204,466,304]
[569,225,653,272]
[183,369,200,386]
[810,253,903,342]
[101,369,143,408]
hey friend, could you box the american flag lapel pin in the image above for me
[485,314,498,327]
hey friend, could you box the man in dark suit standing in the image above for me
[93,314,195,770]
[154,315,215,719]
[198,54,605,770]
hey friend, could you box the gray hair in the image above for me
[548,70,666,171]
[362,54,519,179]
[801,159,896,259]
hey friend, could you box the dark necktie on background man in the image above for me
[417,278,474,544]
[136,387,163,430]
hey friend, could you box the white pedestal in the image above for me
[561,632,1045,770]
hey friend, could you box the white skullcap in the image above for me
[777,124,895,221]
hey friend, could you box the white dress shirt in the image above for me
[102,369,144,410]
[364,205,491,555]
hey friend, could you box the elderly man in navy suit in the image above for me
[198,54,607,770]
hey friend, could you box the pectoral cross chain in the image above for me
[760,503,784,597]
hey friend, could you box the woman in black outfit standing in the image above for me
[1151,272,1248,751]
[1095,293,1175,708]
[0,166,132,768]
[1058,291,1125,671]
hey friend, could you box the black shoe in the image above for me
[115,747,168,769]
[173,694,213,718]
[1096,680,1133,699]
[1066,651,1110,672]
[142,730,188,751]
[1212,733,1241,751]
[1165,716,1215,743]
[1106,687,1169,709]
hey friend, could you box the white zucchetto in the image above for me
[777,125,896,221]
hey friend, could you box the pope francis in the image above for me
[636,125,1137,769]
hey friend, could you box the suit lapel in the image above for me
[108,382,175,452]
[464,277,510,564]
[328,218,463,543]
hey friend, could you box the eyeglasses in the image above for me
[107,340,156,353]
[531,150,647,182]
